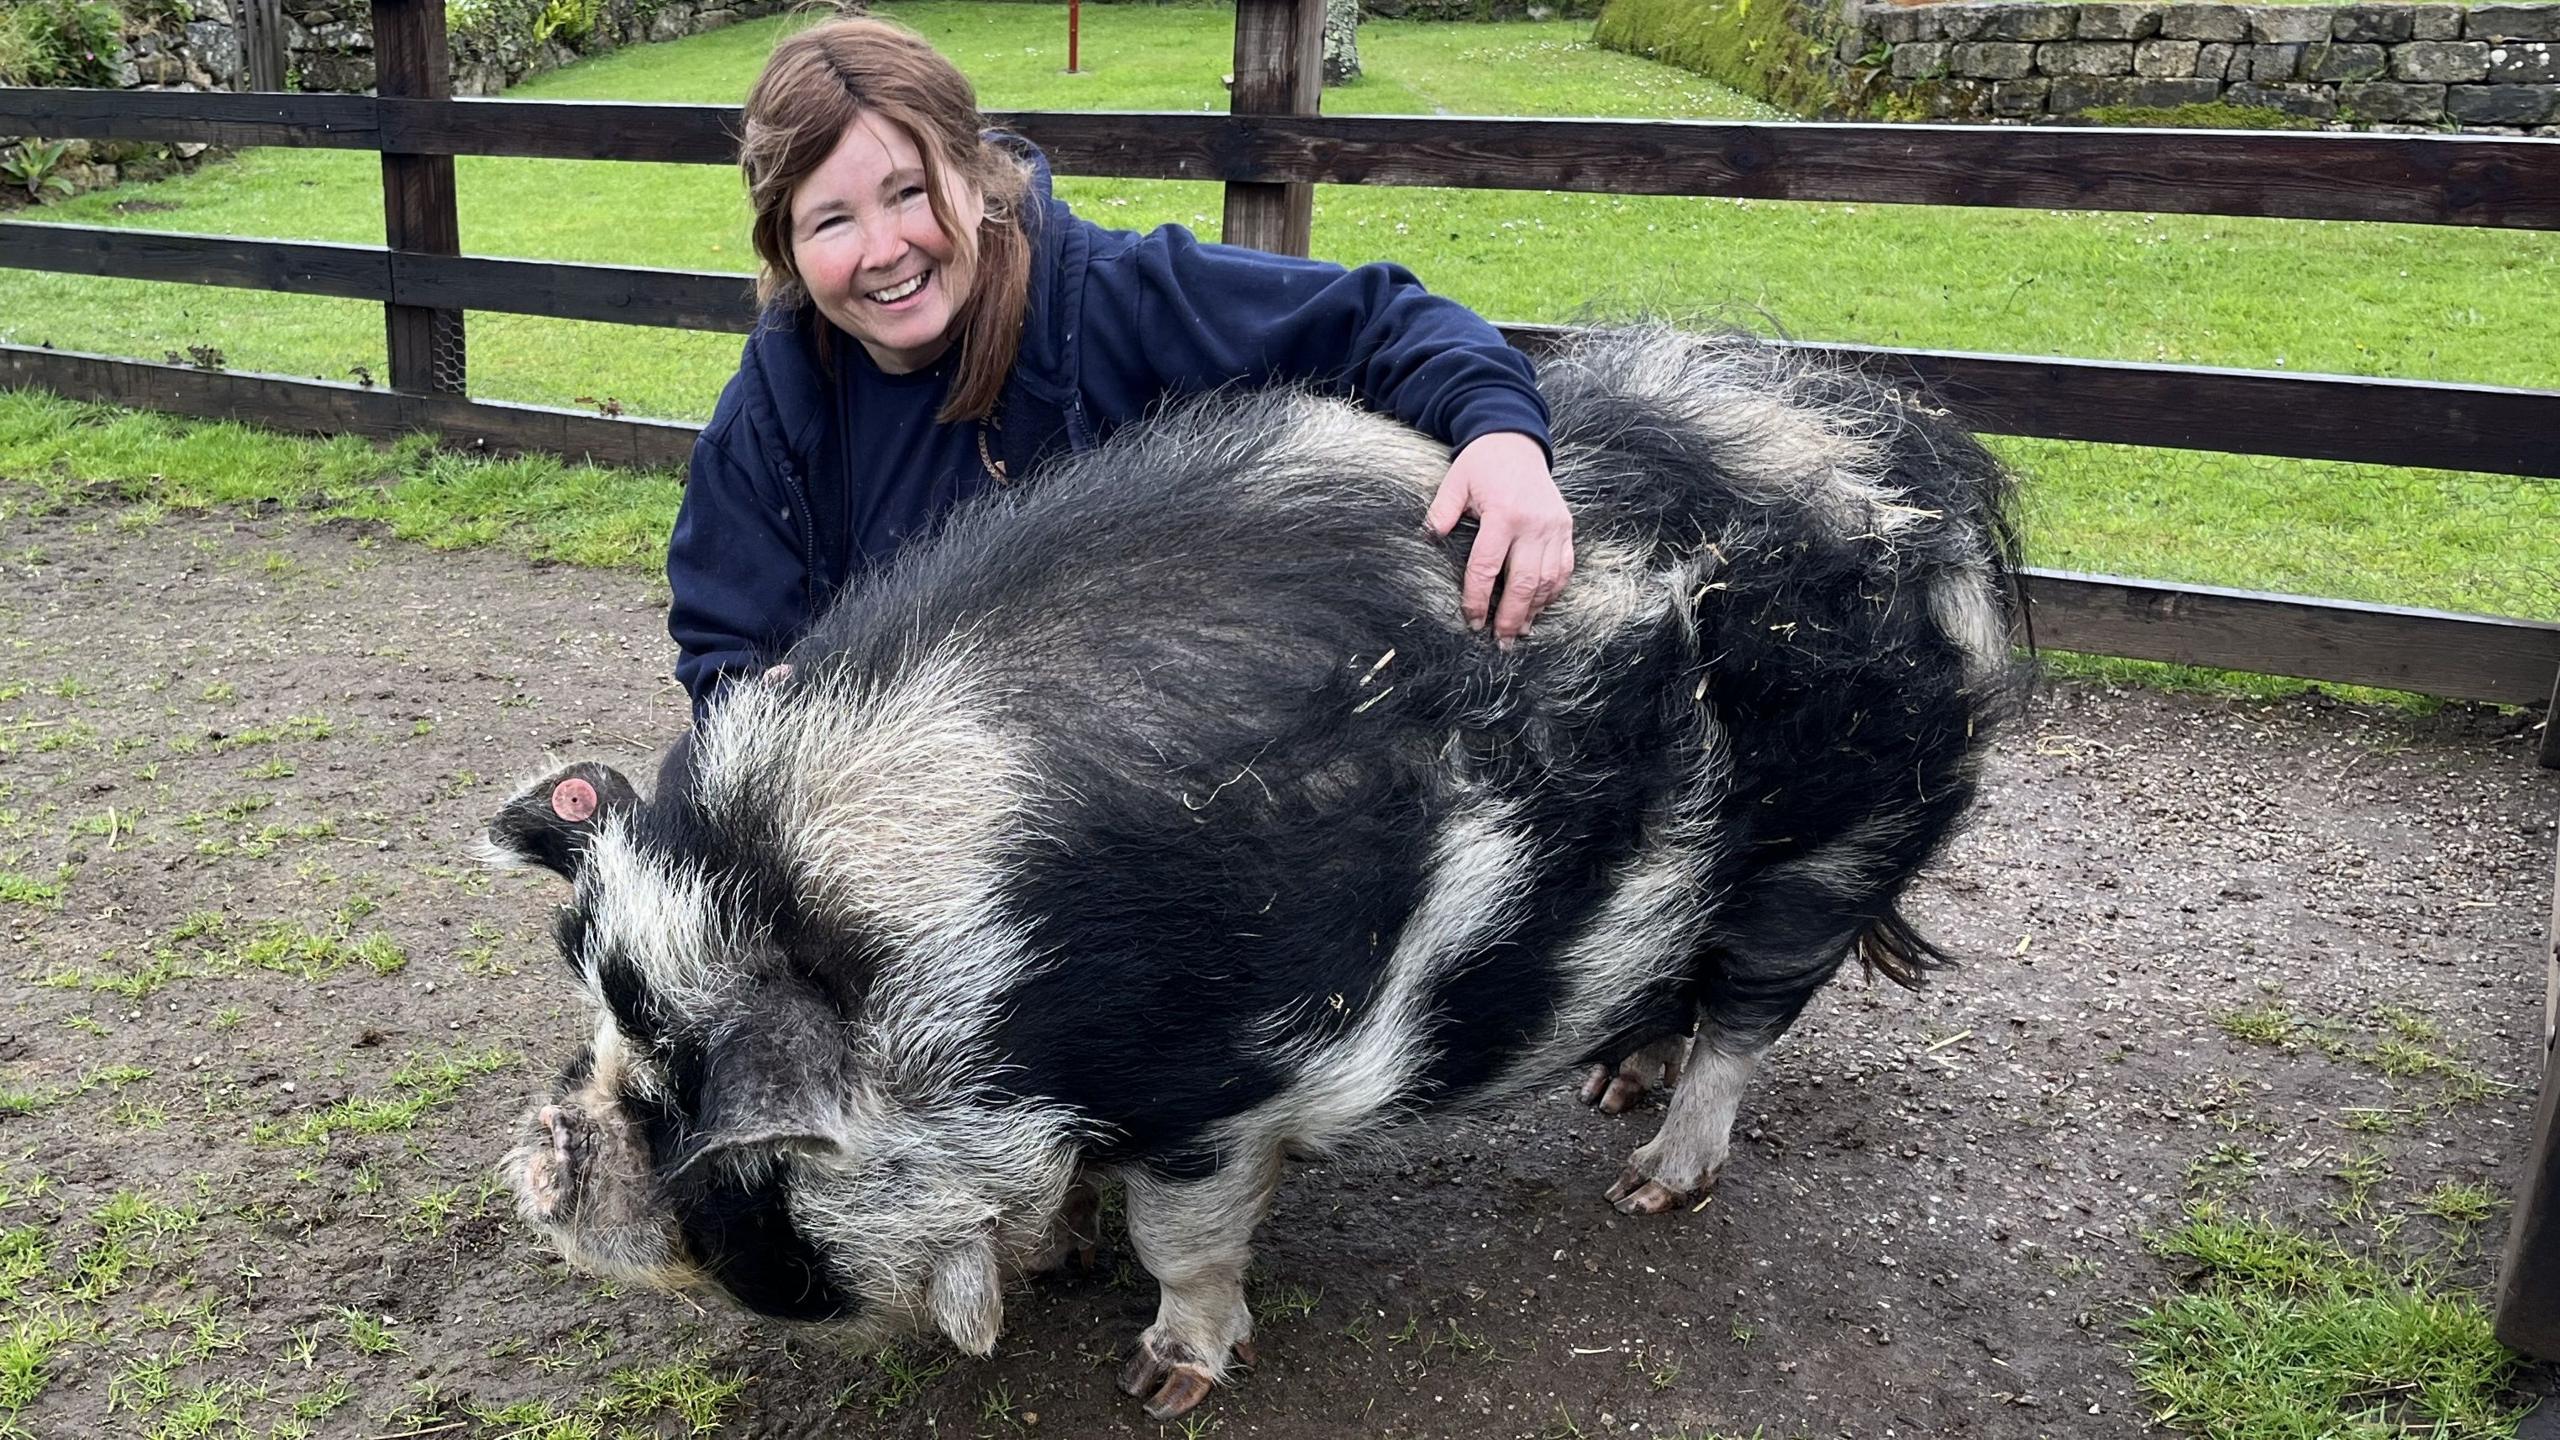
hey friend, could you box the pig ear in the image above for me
[483,762,642,881]
[927,1239,1005,1356]
[683,972,861,1163]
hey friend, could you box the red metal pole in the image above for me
[1067,0,1080,73]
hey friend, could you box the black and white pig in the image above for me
[487,328,2023,1420]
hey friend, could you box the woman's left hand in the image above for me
[1425,431,1575,646]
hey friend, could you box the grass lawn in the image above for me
[0,0,2552,638]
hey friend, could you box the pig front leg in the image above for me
[1606,1029,1759,1216]
[1114,1148,1283,1420]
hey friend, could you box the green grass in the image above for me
[270,1047,514,1151]
[2130,1207,2520,1440]
[0,1,2552,658]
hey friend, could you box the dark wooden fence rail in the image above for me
[0,0,2556,715]
[10,89,2560,227]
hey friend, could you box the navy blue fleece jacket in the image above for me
[667,142,1551,718]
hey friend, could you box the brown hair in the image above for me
[741,14,1035,424]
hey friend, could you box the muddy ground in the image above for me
[2,499,2555,1439]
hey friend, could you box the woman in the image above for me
[668,15,1574,718]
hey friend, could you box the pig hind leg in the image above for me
[1578,1030,1693,1115]
[1609,884,1922,1214]
[1114,1146,1284,1420]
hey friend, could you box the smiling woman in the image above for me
[781,113,981,376]
[667,15,1579,729]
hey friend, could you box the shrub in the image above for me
[532,0,600,45]
[1593,0,1850,116]
[0,0,128,86]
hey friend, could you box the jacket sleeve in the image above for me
[1077,224,1551,457]
[666,409,809,724]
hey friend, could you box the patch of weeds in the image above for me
[2330,1147,2391,1219]
[2340,1106,2405,1135]
[244,758,295,780]
[335,1307,404,1357]
[0,1063,152,1119]
[65,1189,203,1304]
[2214,1006,2299,1048]
[224,918,405,983]
[2375,1007,2443,1045]
[108,1097,168,1132]
[597,1357,749,1431]
[61,1015,106,1038]
[68,806,138,849]
[1629,1347,1680,1389]
[2131,1205,2518,1439]
[150,1379,252,1437]
[30,719,98,754]
[1256,1279,1322,1321]
[289,1376,354,1418]
[209,714,334,752]
[2183,1143,2261,1195]
[2366,1039,2499,1108]
[459,1397,599,1438]
[195,817,339,860]
[0,1227,47,1305]
[106,1346,180,1414]
[457,920,517,978]
[2414,1181,2497,1228]
[197,681,236,705]
[531,1322,612,1375]
[43,678,91,701]
[274,1046,513,1151]
[399,1186,462,1238]
[0,868,68,909]
[1437,1318,1498,1363]
[976,1381,1024,1431]
[859,1343,953,1418]
[209,1006,244,1031]
[0,1305,82,1419]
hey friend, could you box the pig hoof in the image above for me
[1141,1366,1215,1422]
[1118,1340,1220,1420]
[1578,1038,1687,1114]
[1604,1166,1712,1216]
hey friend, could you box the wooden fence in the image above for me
[0,0,2554,1367]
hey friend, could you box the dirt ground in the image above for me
[2,499,2555,1439]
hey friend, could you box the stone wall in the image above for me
[1835,1,2560,129]
[2,0,783,210]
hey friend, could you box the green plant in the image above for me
[0,5,49,85]
[532,0,600,45]
[0,142,74,204]
[18,0,124,87]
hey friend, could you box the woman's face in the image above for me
[788,111,980,375]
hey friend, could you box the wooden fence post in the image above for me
[371,0,465,395]
[238,0,288,93]
[2539,666,2558,769]
[1223,0,1325,257]
[2493,829,2560,1358]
